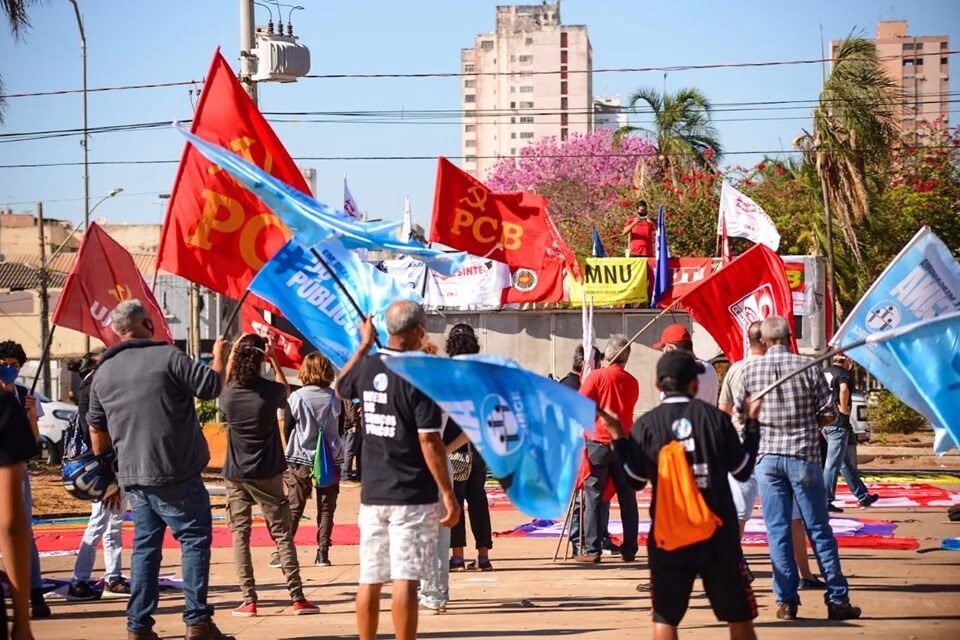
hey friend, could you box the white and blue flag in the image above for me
[383,354,592,518]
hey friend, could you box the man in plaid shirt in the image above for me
[738,316,862,622]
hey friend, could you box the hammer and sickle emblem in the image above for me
[459,186,488,212]
[109,284,132,301]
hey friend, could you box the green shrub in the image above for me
[869,391,927,434]
[196,399,223,424]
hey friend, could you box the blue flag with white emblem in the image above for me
[382,354,592,518]
[249,238,420,369]
[833,227,960,454]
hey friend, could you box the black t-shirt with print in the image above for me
[826,364,854,428]
[615,396,750,563]
[338,349,443,506]
[220,378,288,481]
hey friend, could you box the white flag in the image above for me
[400,196,413,242]
[343,176,361,220]
[581,293,596,382]
[718,181,781,251]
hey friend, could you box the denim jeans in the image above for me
[126,476,213,632]
[73,491,126,583]
[420,461,453,609]
[756,455,850,606]
[569,494,610,553]
[823,426,870,504]
[22,469,42,590]
[582,441,638,558]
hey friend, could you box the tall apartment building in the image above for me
[593,97,627,132]
[460,3,592,179]
[832,21,949,135]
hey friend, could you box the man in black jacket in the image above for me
[601,351,762,640]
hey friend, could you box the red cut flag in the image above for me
[52,223,173,346]
[157,48,310,308]
[502,257,566,304]
[240,302,303,370]
[679,244,796,362]
[430,157,580,279]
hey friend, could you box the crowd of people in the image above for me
[0,298,875,640]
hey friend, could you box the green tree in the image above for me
[1,0,38,122]
[614,87,723,177]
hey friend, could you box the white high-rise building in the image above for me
[593,97,627,132]
[460,2,593,179]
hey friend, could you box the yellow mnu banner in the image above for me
[567,257,649,306]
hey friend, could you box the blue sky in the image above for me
[0,0,957,232]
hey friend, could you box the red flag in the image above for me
[52,224,173,347]
[156,49,310,309]
[679,244,796,362]
[645,257,714,309]
[502,257,566,304]
[429,157,580,279]
[240,302,303,370]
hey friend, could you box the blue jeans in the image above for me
[823,426,870,505]
[73,491,126,583]
[756,455,850,606]
[126,476,213,632]
[582,441,638,558]
[420,461,453,609]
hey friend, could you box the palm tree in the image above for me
[794,36,899,321]
[614,87,723,177]
[1,0,37,123]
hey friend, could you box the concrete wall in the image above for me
[424,308,696,418]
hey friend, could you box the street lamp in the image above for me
[47,188,123,263]
[67,0,89,252]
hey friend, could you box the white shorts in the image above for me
[729,474,758,521]
[358,502,440,584]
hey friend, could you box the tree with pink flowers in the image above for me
[486,129,655,256]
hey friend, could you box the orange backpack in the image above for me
[652,439,723,551]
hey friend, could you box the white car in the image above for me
[34,391,79,464]
[850,392,872,444]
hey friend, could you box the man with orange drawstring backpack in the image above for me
[600,350,762,640]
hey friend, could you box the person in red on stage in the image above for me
[622,200,656,258]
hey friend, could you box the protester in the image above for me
[86,299,232,640]
[576,334,640,563]
[823,354,879,512]
[622,200,655,258]
[0,389,40,640]
[737,315,861,621]
[336,301,460,640]
[0,340,49,619]
[559,345,601,390]
[66,349,131,601]
[341,399,363,482]
[603,350,762,640]
[445,323,495,572]
[275,351,342,569]
[653,324,718,404]
[220,334,319,617]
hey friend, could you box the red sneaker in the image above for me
[232,601,257,617]
[292,599,320,615]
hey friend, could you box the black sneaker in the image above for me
[67,580,100,602]
[602,538,621,557]
[315,549,331,567]
[827,504,844,514]
[859,493,880,508]
[30,588,51,619]
[103,577,132,598]
[827,601,862,620]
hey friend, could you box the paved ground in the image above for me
[26,477,960,640]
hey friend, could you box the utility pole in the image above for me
[36,202,52,397]
[190,283,203,358]
[68,0,91,353]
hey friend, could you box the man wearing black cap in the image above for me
[601,351,762,640]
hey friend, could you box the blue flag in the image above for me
[249,238,420,369]
[382,354,592,518]
[176,126,470,276]
[591,227,607,258]
[833,227,960,454]
[651,204,671,307]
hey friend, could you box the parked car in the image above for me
[850,392,871,444]
[34,391,78,465]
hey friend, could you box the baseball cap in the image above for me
[652,324,692,350]
[656,350,706,386]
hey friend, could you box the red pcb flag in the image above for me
[52,223,173,346]
[241,303,303,370]
[157,49,310,305]
[430,157,579,303]
[679,244,796,362]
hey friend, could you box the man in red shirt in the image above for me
[576,334,640,563]
[622,200,655,258]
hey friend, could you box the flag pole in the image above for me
[609,299,682,364]
[220,290,252,338]
[309,247,384,349]
[29,325,58,396]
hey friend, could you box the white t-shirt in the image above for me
[696,360,719,406]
